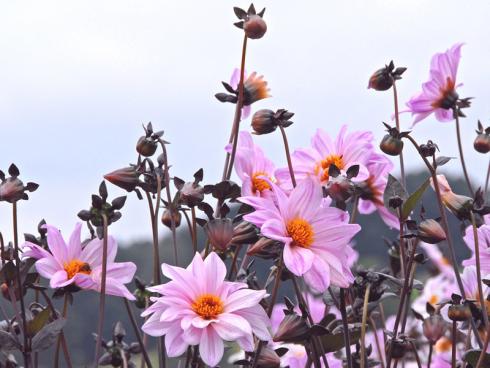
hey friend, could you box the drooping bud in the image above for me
[255,347,281,368]
[104,166,140,192]
[273,314,309,344]
[231,221,258,245]
[368,61,406,91]
[423,314,446,344]
[251,109,294,135]
[417,219,446,244]
[161,208,182,229]
[205,219,234,252]
[474,121,490,154]
[431,175,473,220]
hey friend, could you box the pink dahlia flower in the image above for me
[358,153,399,229]
[462,223,490,273]
[406,43,463,126]
[240,177,361,292]
[275,125,374,190]
[22,223,136,300]
[230,68,270,120]
[141,252,270,367]
[226,131,275,198]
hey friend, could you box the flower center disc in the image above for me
[192,294,224,320]
[252,172,271,193]
[287,218,314,248]
[432,77,458,109]
[63,259,91,279]
[319,154,344,182]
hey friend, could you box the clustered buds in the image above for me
[418,140,439,157]
[368,61,407,91]
[0,164,38,203]
[474,120,490,154]
[251,109,294,135]
[233,4,267,40]
[379,123,409,156]
[96,321,143,366]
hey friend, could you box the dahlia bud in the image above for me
[0,177,25,203]
[234,5,267,40]
[273,314,309,344]
[136,136,158,157]
[252,109,294,135]
[205,219,234,252]
[379,122,405,156]
[423,315,446,344]
[256,347,281,368]
[179,182,204,207]
[161,208,181,229]
[386,338,410,359]
[448,304,472,321]
[417,219,446,244]
[431,175,473,220]
[231,221,258,245]
[368,60,406,91]
[247,237,279,258]
[104,166,140,192]
[474,121,490,154]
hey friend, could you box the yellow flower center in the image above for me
[318,154,345,182]
[63,259,91,279]
[252,172,271,193]
[192,294,224,320]
[287,218,314,248]
[435,337,452,353]
[429,294,438,306]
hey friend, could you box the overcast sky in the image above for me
[1,0,489,243]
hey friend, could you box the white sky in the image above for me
[1,0,489,243]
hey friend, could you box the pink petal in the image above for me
[165,320,188,358]
[34,256,60,279]
[283,243,314,276]
[303,257,331,293]
[203,252,226,294]
[49,270,70,288]
[44,225,68,265]
[80,235,117,267]
[67,223,82,260]
[212,313,252,340]
[105,262,137,283]
[234,306,271,341]
[224,289,267,313]
[199,327,224,367]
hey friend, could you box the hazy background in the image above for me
[1,0,489,242]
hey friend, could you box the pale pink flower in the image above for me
[406,43,464,126]
[358,153,399,228]
[419,242,454,278]
[275,125,374,190]
[240,177,361,292]
[141,252,270,367]
[22,223,136,300]
[227,131,276,198]
[462,223,490,273]
[230,68,270,120]
[461,265,490,302]
[412,273,456,317]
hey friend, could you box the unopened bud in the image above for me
[380,134,404,156]
[0,177,25,203]
[205,219,234,252]
[423,315,446,344]
[273,314,309,344]
[180,182,204,207]
[161,208,181,229]
[256,347,281,368]
[419,141,438,157]
[104,167,140,192]
[136,136,158,157]
[368,67,393,91]
[418,219,446,244]
[244,15,267,39]
[252,109,276,135]
[474,133,490,154]
[448,304,472,321]
[231,221,258,245]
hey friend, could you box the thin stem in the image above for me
[55,294,69,368]
[451,321,457,368]
[224,35,248,181]
[12,202,29,366]
[278,125,296,187]
[227,245,242,280]
[159,143,179,266]
[0,232,5,266]
[476,324,490,368]
[360,285,371,368]
[470,211,489,330]
[349,195,359,225]
[410,341,422,368]
[427,344,433,368]
[397,208,406,277]
[455,114,474,197]
[124,298,153,368]
[339,288,353,368]
[191,207,198,253]
[370,317,385,368]
[94,213,109,367]
[392,80,406,188]
[146,191,161,285]
[485,159,490,199]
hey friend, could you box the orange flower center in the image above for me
[287,218,314,248]
[432,77,457,109]
[435,337,452,353]
[252,172,271,193]
[192,294,224,320]
[63,259,91,279]
[360,176,383,205]
[318,154,344,182]
[429,294,439,306]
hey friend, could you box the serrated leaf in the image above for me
[27,308,51,337]
[401,177,430,220]
[31,318,66,352]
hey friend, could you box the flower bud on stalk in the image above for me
[0,164,38,203]
[161,208,182,229]
[234,4,267,40]
[474,120,490,153]
[417,219,446,244]
[379,122,407,156]
[448,304,472,321]
[423,314,446,344]
[367,60,407,91]
[251,109,294,135]
[104,166,141,192]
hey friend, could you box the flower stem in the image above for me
[12,202,29,366]
[392,80,406,188]
[224,34,248,181]
[451,320,457,368]
[476,324,490,368]
[427,343,433,368]
[279,125,296,187]
[123,298,153,368]
[485,159,490,198]
[455,114,474,197]
[55,294,69,368]
[360,284,371,368]
[191,207,198,253]
[339,288,353,368]
[94,213,109,367]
